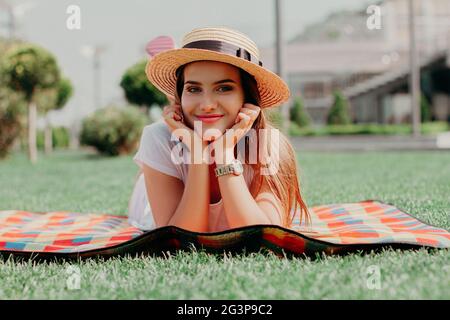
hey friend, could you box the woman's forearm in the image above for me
[168,162,210,232]
[216,151,272,228]
[218,173,271,228]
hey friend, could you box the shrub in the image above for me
[37,127,70,150]
[421,121,449,134]
[80,106,148,156]
[421,94,432,123]
[289,122,315,136]
[327,91,351,125]
[289,96,311,127]
[264,108,284,130]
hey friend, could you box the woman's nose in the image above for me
[199,95,218,112]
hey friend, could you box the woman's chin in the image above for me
[200,128,226,142]
[192,124,228,142]
[202,132,224,142]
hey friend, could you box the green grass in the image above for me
[0,149,449,299]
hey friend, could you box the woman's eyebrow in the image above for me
[184,79,237,85]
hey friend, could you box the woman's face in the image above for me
[180,61,245,139]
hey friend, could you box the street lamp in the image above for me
[80,44,107,109]
[274,0,290,136]
[0,1,14,39]
[408,0,421,137]
[0,1,36,39]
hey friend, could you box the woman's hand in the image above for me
[162,104,209,164]
[209,103,261,165]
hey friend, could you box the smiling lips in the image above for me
[195,115,224,123]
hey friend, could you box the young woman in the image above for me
[128,27,310,233]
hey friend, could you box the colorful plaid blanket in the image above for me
[0,200,449,260]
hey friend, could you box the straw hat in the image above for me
[145,27,290,108]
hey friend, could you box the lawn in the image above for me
[0,149,449,299]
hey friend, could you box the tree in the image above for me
[0,86,26,159]
[0,40,26,159]
[120,60,168,110]
[290,96,311,127]
[35,77,73,154]
[327,91,351,125]
[2,44,61,163]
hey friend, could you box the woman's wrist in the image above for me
[213,146,236,166]
[186,141,211,165]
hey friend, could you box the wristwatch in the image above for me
[215,159,243,177]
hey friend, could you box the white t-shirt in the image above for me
[127,119,254,232]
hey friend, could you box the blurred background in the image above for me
[1,0,450,161]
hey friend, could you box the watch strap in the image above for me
[214,159,243,177]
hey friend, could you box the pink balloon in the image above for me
[145,36,175,57]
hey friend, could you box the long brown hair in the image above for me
[174,62,310,227]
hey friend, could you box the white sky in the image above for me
[2,0,373,126]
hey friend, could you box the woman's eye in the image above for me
[186,87,200,93]
[217,86,232,92]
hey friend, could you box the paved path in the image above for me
[289,132,450,152]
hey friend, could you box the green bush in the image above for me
[421,94,432,123]
[37,126,70,150]
[289,122,315,136]
[327,91,351,125]
[289,96,311,128]
[80,105,148,156]
[264,108,284,130]
[421,121,449,134]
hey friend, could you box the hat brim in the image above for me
[145,48,290,108]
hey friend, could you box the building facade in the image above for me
[261,0,450,125]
